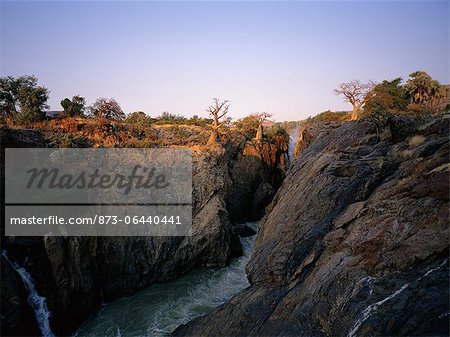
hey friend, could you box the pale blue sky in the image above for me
[1,1,448,121]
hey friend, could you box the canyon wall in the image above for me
[0,127,287,336]
[174,115,449,337]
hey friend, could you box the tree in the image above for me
[235,114,261,140]
[60,95,86,117]
[364,78,408,115]
[304,110,350,124]
[90,98,125,120]
[404,71,446,112]
[253,112,272,141]
[125,111,152,127]
[156,111,186,122]
[334,80,376,120]
[0,75,49,122]
[206,98,229,145]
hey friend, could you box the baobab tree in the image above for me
[254,112,272,141]
[206,98,229,145]
[334,80,376,120]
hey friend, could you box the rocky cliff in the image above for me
[174,115,449,337]
[228,137,288,223]
[0,126,287,336]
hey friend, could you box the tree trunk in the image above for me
[207,129,218,145]
[351,106,359,120]
[255,124,263,141]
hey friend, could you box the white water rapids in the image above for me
[1,250,55,337]
[75,228,257,337]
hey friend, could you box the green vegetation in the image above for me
[155,111,186,122]
[336,71,448,120]
[125,111,153,127]
[234,112,272,141]
[305,110,350,124]
[1,70,447,136]
[61,95,86,117]
[0,75,49,123]
[43,131,89,148]
[364,78,408,115]
[404,71,448,113]
[265,124,289,140]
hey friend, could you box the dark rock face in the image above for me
[228,138,288,224]
[227,153,267,223]
[248,182,275,220]
[233,223,257,237]
[0,125,289,336]
[174,115,449,337]
[2,143,240,335]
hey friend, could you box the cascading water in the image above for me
[287,127,300,164]
[75,224,258,337]
[1,250,55,337]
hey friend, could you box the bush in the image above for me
[265,125,289,139]
[44,132,89,148]
[154,112,186,123]
[125,111,153,128]
[305,110,350,124]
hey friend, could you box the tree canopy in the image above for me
[125,111,152,127]
[235,112,272,140]
[90,98,125,120]
[61,95,86,117]
[364,78,408,115]
[334,80,376,120]
[0,75,49,122]
[404,71,446,112]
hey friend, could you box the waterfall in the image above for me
[287,127,300,165]
[347,260,447,337]
[1,250,55,337]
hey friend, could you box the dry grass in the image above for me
[400,149,415,159]
[408,135,426,147]
[397,176,413,186]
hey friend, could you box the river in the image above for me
[75,226,257,337]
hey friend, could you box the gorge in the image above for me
[0,124,288,336]
[1,114,449,337]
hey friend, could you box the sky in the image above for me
[0,0,448,121]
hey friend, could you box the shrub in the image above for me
[305,110,350,124]
[44,132,89,148]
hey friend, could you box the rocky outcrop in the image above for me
[243,137,288,170]
[228,137,288,223]
[174,115,449,337]
[293,121,340,158]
